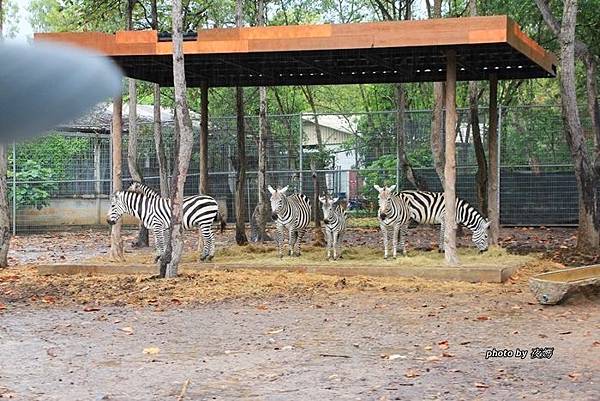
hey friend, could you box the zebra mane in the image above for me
[127,181,159,197]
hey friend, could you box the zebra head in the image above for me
[473,219,491,252]
[268,185,288,220]
[374,184,396,220]
[106,191,126,225]
[319,195,339,224]
[127,181,158,197]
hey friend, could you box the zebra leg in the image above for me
[326,228,332,260]
[288,227,296,256]
[276,223,285,258]
[336,230,344,259]
[332,231,339,260]
[392,223,400,259]
[200,225,214,262]
[399,223,409,256]
[153,225,166,262]
[380,223,389,259]
[295,228,307,256]
[439,218,445,253]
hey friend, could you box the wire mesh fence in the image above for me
[8,104,590,233]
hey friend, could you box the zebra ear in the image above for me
[332,197,339,204]
[484,220,491,229]
[318,196,326,204]
[267,185,276,194]
[374,185,382,193]
[280,185,289,193]
[389,184,397,192]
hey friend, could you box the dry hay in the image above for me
[0,245,566,310]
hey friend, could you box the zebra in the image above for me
[127,181,226,233]
[106,189,219,261]
[319,195,347,260]
[374,184,411,259]
[268,185,311,258]
[401,190,490,253]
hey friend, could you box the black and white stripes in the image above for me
[106,188,219,261]
[374,185,411,259]
[401,190,490,252]
[268,185,311,258]
[319,195,347,260]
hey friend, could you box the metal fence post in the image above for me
[94,138,102,225]
[298,112,303,192]
[12,142,16,236]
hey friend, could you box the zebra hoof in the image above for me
[154,255,161,263]
[338,255,344,260]
[200,255,207,262]
[206,255,214,262]
[438,249,444,253]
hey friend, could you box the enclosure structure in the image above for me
[35,16,556,264]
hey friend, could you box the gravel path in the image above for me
[1,291,598,401]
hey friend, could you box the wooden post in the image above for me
[110,93,124,261]
[199,81,209,194]
[443,50,459,266]
[487,74,500,245]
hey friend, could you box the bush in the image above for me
[8,160,58,210]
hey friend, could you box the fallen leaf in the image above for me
[438,340,449,350]
[257,305,268,311]
[559,331,572,335]
[442,352,455,357]
[41,296,56,304]
[171,298,181,305]
[459,341,471,345]
[593,341,600,347]
[568,373,581,381]
[424,346,432,351]
[143,347,160,355]
[83,306,100,312]
[426,356,441,362]
[474,383,489,388]
[267,328,284,335]
[404,369,420,378]
[0,303,5,311]
[476,316,490,321]
[119,327,134,335]
[387,354,405,360]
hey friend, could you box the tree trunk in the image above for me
[252,0,271,243]
[110,94,124,261]
[556,0,600,251]
[0,144,10,267]
[160,0,195,278]
[199,81,209,194]
[487,74,500,245]
[444,50,459,266]
[583,54,600,170]
[430,0,445,188]
[234,87,248,245]
[311,159,326,247]
[468,0,487,215]
[153,85,169,197]
[395,83,427,190]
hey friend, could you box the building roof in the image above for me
[35,16,556,88]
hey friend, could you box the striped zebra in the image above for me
[106,189,219,261]
[319,195,347,260]
[401,190,490,252]
[128,181,226,233]
[374,185,411,259]
[268,185,311,258]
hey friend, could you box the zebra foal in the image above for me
[319,195,347,260]
[268,185,311,258]
[106,189,219,261]
[374,185,411,259]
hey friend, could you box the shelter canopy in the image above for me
[35,16,556,88]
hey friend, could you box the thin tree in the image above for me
[468,0,487,213]
[125,0,149,247]
[110,92,125,261]
[534,0,600,250]
[234,0,248,245]
[0,2,10,267]
[160,0,196,278]
[429,0,445,188]
[251,0,271,242]
[150,0,168,197]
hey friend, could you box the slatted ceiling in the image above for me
[35,16,556,88]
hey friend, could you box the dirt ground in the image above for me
[1,226,599,400]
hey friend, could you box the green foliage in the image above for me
[14,134,89,179]
[8,160,58,210]
[360,155,396,203]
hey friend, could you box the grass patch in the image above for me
[347,217,380,229]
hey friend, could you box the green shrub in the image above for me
[8,160,58,210]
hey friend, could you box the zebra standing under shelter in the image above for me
[375,185,411,259]
[401,190,490,252]
[319,195,347,260]
[268,185,311,258]
[106,188,220,261]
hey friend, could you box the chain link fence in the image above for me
[8,105,589,233]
